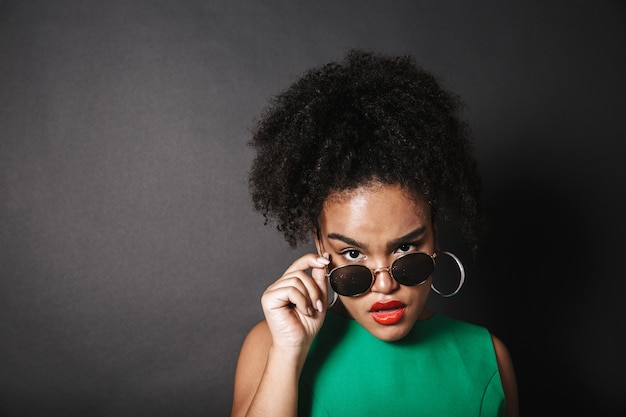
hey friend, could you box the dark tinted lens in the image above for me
[329,265,373,296]
[391,253,434,286]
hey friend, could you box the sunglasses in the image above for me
[326,252,435,297]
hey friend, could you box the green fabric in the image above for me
[299,312,504,417]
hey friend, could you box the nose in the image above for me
[370,266,399,294]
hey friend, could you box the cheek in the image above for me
[336,296,370,317]
[338,295,362,309]
[338,281,432,311]
[412,279,433,298]
[401,281,433,308]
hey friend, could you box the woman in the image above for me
[231,50,518,417]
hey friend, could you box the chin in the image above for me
[369,322,412,342]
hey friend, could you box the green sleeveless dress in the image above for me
[298,311,505,416]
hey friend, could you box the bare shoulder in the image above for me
[243,320,272,350]
[235,320,272,377]
[491,334,519,417]
[231,320,272,416]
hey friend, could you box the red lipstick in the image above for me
[370,300,406,325]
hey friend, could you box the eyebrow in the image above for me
[326,226,427,250]
[385,226,427,251]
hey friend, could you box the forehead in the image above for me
[319,183,431,236]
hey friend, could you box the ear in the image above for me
[312,226,323,256]
[432,220,440,252]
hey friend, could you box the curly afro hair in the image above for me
[248,49,483,252]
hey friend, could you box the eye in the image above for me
[396,243,417,254]
[341,249,363,262]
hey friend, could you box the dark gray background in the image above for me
[1,1,625,416]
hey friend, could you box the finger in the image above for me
[268,271,311,291]
[280,253,329,313]
[310,252,330,312]
[268,253,330,314]
[283,253,330,276]
[262,284,315,317]
[274,271,325,314]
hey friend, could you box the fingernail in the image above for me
[316,300,324,313]
[316,257,330,265]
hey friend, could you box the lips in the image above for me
[370,300,406,325]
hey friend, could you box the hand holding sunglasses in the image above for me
[259,253,332,350]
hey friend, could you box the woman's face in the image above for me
[315,182,436,342]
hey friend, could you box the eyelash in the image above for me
[397,243,416,253]
[340,249,363,261]
[339,242,420,261]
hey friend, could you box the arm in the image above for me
[491,335,519,417]
[231,321,301,417]
[231,254,330,417]
[231,321,306,417]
